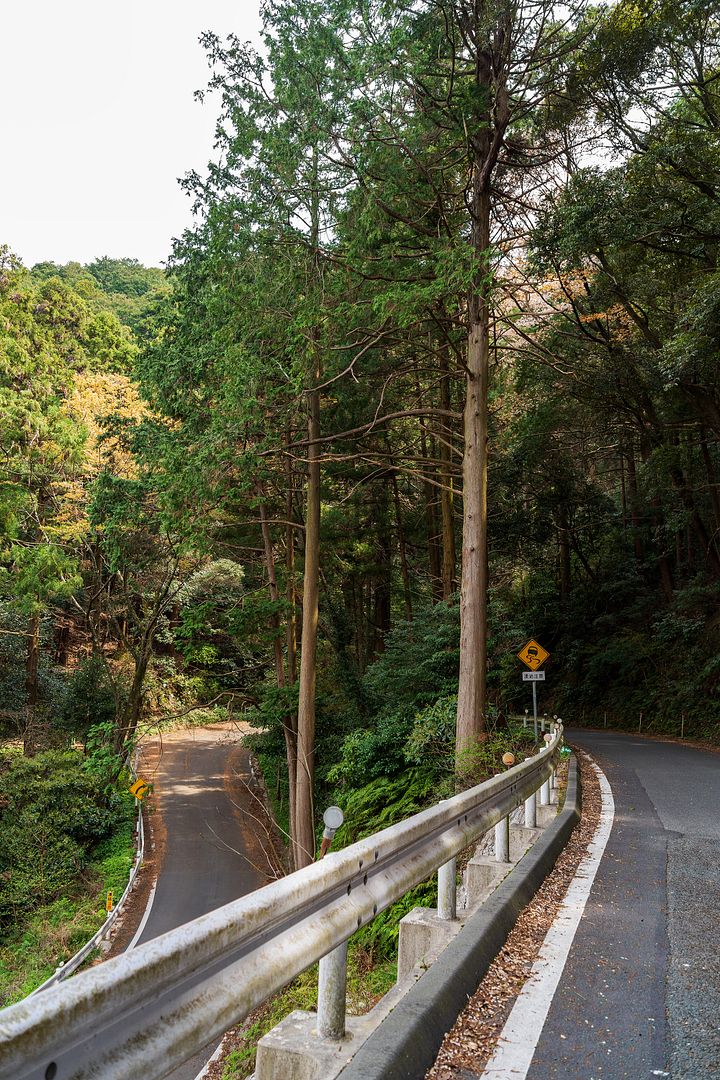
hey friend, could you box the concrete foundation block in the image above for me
[509,824,543,862]
[465,855,512,905]
[397,906,459,982]
[536,803,558,828]
[255,1010,364,1080]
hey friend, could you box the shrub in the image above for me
[0,750,122,930]
[363,602,460,711]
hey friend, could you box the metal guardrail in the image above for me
[0,727,562,1080]
[26,805,145,997]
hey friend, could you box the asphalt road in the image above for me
[524,729,720,1080]
[135,724,269,1080]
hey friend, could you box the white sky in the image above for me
[0,1,262,269]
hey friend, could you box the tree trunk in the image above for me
[25,614,40,708]
[258,498,287,687]
[700,432,720,533]
[558,505,572,603]
[439,345,457,600]
[114,647,151,760]
[372,489,392,656]
[391,470,413,622]
[295,374,321,868]
[258,496,298,860]
[24,614,41,755]
[669,463,720,577]
[625,447,644,561]
[294,146,324,869]
[456,181,491,771]
[419,416,443,598]
[285,430,298,685]
[455,20,510,775]
[659,549,675,600]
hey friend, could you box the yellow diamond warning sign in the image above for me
[129,778,152,801]
[517,639,550,671]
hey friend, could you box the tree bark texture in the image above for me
[419,416,443,598]
[700,432,720,534]
[295,379,321,869]
[439,345,457,600]
[24,614,40,755]
[456,182,491,770]
[391,470,413,622]
[455,21,510,775]
[259,496,298,861]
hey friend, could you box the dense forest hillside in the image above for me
[2,0,719,895]
[0,255,161,997]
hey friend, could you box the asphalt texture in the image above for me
[524,729,720,1080]
[135,725,268,1080]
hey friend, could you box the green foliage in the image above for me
[326,707,417,785]
[363,602,460,711]
[0,776,135,1005]
[354,881,437,964]
[31,257,169,336]
[0,543,80,616]
[59,656,119,741]
[83,723,128,786]
[403,695,458,772]
[0,750,129,930]
[330,769,439,849]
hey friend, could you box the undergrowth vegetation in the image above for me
[0,749,136,1004]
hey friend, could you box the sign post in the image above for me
[517,640,550,741]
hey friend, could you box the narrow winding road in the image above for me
[517,729,720,1080]
[132,723,271,1080]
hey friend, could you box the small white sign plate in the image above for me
[522,671,546,681]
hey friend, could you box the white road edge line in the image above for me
[481,758,615,1080]
[126,879,157,952]
[192,1035,227,1080]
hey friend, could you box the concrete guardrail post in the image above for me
[317,940,348,1040]
[495,817,510,863]
[524,789,537,828]
[495,750,516,863]
[437,857,457,920]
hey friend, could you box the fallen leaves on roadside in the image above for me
[426,751,601,1079]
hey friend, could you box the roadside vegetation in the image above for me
[0,748,135,1004]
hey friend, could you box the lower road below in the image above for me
[132,723,271,1080]
[518,729,720,1080]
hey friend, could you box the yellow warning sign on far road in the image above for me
[517,639,550,671]
[129,778,152,801]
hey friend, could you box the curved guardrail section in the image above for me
[0,727,562,1080]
